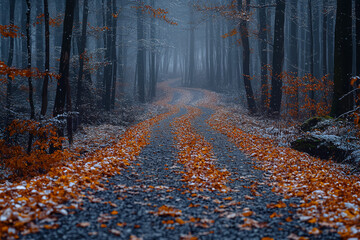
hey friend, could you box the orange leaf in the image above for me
[175,218,185,225]
[76,222,91,228]
[111,210,118,215]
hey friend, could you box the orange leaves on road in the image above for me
[266,201,286,209]
[76,222,91,228]
[207,103,360,238]
[171,105,230,192]
[151,205,182,217]
[110,210,118,215]
[0,83,179,238]
[269,212,281,219]
[175,218,186,225]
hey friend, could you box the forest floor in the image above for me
[1,80,360,239]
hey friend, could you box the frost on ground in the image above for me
[218,94,298,147]
[71,103,167,155]
[218,93,360,170]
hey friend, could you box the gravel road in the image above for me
[24,87,340,240]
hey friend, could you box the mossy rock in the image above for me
[291,136,349,162]
[300,116,333,132]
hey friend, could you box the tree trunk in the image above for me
[21,0,27,69]
[118,1,125,98]
[308,0,315,104]
[331,0,353,116]
[258,0,269,109]
[103,0,113,110]
[52,0,76,147]
[322,0,328,75]
[269,0,286,115]
[41,0,50,117]
[26,0,35,153]
[215,20,222,88]
[137,0,146,103]
[5,0,16,133]
[188,6,195,87]
[356,0,360,76]
[288,0,299,117]
[209,17,215,90]
[76,0,89,111]
[110,0,118,109]
[149,0,157,99]
[238,0,257,114]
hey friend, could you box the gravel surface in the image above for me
[23,88,340,240]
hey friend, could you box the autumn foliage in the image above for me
[0,24,20,38]
[206,94,360,239]
[0,60,59,84]
[134,4,178,25]
[0,120,73,178]
[281,72,333,119]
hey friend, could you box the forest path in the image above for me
[23,82,341,240]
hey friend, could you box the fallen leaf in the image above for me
[76,222,91,228]
[309,227,321,235]
[244,195,254,200]
[129,235,143,240]
[111,210,118,215]
[109,229,121,236]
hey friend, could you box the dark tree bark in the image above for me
[238,0,257,114]
[137,0,146,103]
[53,0,76,145]
[103,0,113,110]
[287,0,299,116]
[35,0,44,70]
[308,0,315,103]
[322,0,328,75]
[21,0,27,68]
[5,0,16,131]
[258,0,268,109]
[205,20,210,85]
[209,17,215,90]
[225,22,233,87]
[215,20,222,88]
[188,5,195,87]
[269,0,286,115]
[110,0,118,109]
[41,0,50,117]
[76,0,89,110]
[356,0,360,76]
[26,0,35,153]
[331,0,353,116]
[149,0,157,99]
[118,0,125,98]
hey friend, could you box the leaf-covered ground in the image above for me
[1,82,359,239]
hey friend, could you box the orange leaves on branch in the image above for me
[0,24,20,38]
[133,4,177,25]
[1,120,71,177]
[49,14,64,27]
[0,60,60,84]
[31,13,63,27]
[281,72,333,119]
[33,14,45,26]
[221,28,238,39]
